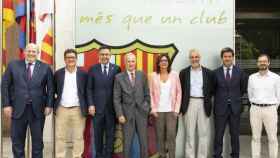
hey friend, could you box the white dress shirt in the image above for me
[60,68,80,107]
[101,63,110,75]
[248,70,280,105]
[25,60,36,76]
[158,79,172,112]
[127,70,136,81]
[223,65,233,78]
[190,67,204,97]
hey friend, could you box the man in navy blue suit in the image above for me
[213,47,247,158]
[1,43,54,158]
[87,46,121,158]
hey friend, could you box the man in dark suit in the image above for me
[87,46,121,158]
[213,47,247,158]
[1,43,54,158]
[54,49,88,158]
[113,52,150,158]
[179,49,213,158]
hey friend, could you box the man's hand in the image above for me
[151,112,158,118]
[3,106,13,118]
[88,105,96,116]
[44,107,52,116]
[118,115,126,124]
[173,112,179,117]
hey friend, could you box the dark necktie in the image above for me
[27,63,32,80]
[226,67,231,81]
[130,72,135,86]
[103,65,107,76]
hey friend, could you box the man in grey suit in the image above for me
[113,52,150,158]
[1,43,54,158]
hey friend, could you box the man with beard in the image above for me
[247,54,280,158]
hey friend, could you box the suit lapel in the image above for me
[60,68,66,94]
[20,60,28,82]
[202,67,207,90]
[108,63,115,78]
[30,61,41,83]
[185,67,191,93]
[231,66,237,81]
[135,71,141,88]
[76,68,82,92]
[219,66,226,82]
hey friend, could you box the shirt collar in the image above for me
[25,60,36,65]
[223,65,233,70]
[65,67,77,74]
[257,70,271,77]
[191,65,202,71]
[102,63,110,69]
[127,70,135,76]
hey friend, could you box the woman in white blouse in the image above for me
[149,54,182,158]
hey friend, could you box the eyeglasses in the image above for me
[65,56,76,59]
[160,59,168,62]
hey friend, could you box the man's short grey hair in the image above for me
[189,48,201,58]
[24,43,40,54]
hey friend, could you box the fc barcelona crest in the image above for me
[76,39,178,73]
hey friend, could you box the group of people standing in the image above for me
[1,43,279,158]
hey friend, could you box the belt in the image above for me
[252,102,276,107]
[190,96,204,99]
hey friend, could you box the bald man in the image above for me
[1,43,54,158]
[113,53,150,158]
[179,49,214,158]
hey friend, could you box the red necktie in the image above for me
[27,63,32,80]
[130,72,135,86]
[226,68,231,81]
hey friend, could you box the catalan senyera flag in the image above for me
[29,0,36,43]
[2,0,15,73]
[35,0,54,65]
[76,39,178,158]
[15,0,27,59]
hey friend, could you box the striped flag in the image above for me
[35,0,54,65]
[2,0,15,73]
[15,0,27,59]
[29,0,36,43]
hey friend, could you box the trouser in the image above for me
[93,109,115,158]
[250,105,278,158]
[122,110,148,158]
[155,112,177,158]
[184,98,210,158]
[55,106,86,158]
[11,103,45,158]
[213,108,240,158]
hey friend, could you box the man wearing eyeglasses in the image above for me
[54,49,88,158]
[248,54,279,158]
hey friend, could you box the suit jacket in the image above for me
[179,66,214,117]
[213,65,247,116]
[149,71,182,113]
[113,70,151,120]
[1,59,54,118]
[54,67,88,116]
[87,63,121,114]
